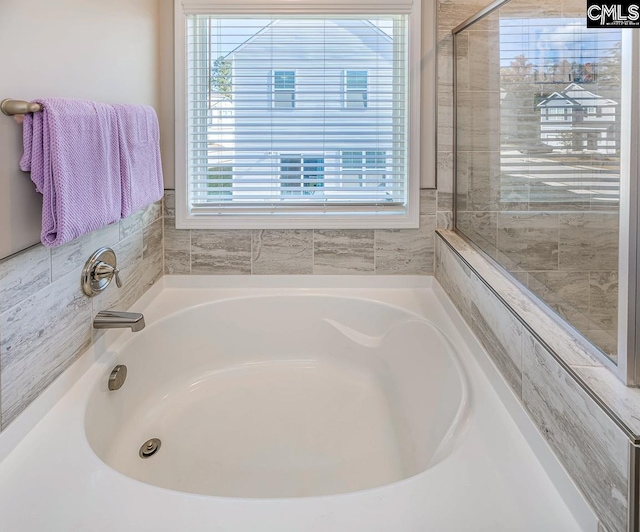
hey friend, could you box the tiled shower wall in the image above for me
[163,190,438,275]
[0,201,163,430]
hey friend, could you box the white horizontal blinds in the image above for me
[186,15,409,212]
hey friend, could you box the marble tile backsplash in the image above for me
[162,190,438,276]
[0,200,163,430]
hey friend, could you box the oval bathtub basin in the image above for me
[85,295,468,498]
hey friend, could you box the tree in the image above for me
[501,54,535,86]
[211,56,232,101]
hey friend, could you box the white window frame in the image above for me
[174,0,421,230]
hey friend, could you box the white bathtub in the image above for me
[86,295,468,499]
[0,276,596,531]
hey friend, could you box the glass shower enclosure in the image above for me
[452,0,640,383]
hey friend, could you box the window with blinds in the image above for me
[184,14,412,224]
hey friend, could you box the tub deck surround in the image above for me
[0,200,163,429]
[0,276,594,531]
[435,230,640,439]
[435,230,639,532]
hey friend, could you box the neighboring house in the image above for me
[207,19,396,199]
[536,83,619,154]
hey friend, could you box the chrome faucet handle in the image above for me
[82,247,122,297]
[93,262,122,288]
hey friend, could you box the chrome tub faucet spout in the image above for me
[93,311,145,332]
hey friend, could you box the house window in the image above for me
[341,151,387,188]
[176,6,419,230]
[273,70,296,109]
[548,108,565,120]
[342,151,364,184]
[280,156,302,194]
[345,70,368,109]
[280,156,325,195]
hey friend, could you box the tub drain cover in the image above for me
[139,438,161,459]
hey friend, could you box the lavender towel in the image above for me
[20,98,122,247]
[113,104,164,218]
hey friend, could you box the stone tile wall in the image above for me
[0,201,163,430]
[163,190,437,275]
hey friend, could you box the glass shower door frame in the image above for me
[619,29,640,385]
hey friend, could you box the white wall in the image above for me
[0,0,160,259]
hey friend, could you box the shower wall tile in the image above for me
[435,237,523,394]
[456,152,470,213]
[457,211,497,250]
[313,230,375,275]
[589,271,618,331]
[526,271,590,332]
[436,0,495,227]
[141,218,164,292]
[559,213,619,271]
[435,238,523,396]
[191,230,252,275]
[466,151,501,211]
[437,190,453,214]
[453,31,468,90]
[436,152,453,194]
[437,211,454,230]
[0,201,165,431]
[420,189,438,215]
[434,237,473,321]
[51,222,120,281]
[522,333,628,532]
[0,245,50,315]
[469,290,523,394]
[0,268,92,428]
[162,192,435,276]
[501,0,562,17]
[120,200,162,240]
[164,216,190,274]
[456,91,501,152]
[497,212,559,271]
[375,215,436,275]
[252,230,313,275]
[468,30,501,92]
[163,189,175,217]
[437,80,455,153]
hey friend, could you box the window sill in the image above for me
[174,211,420,230]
